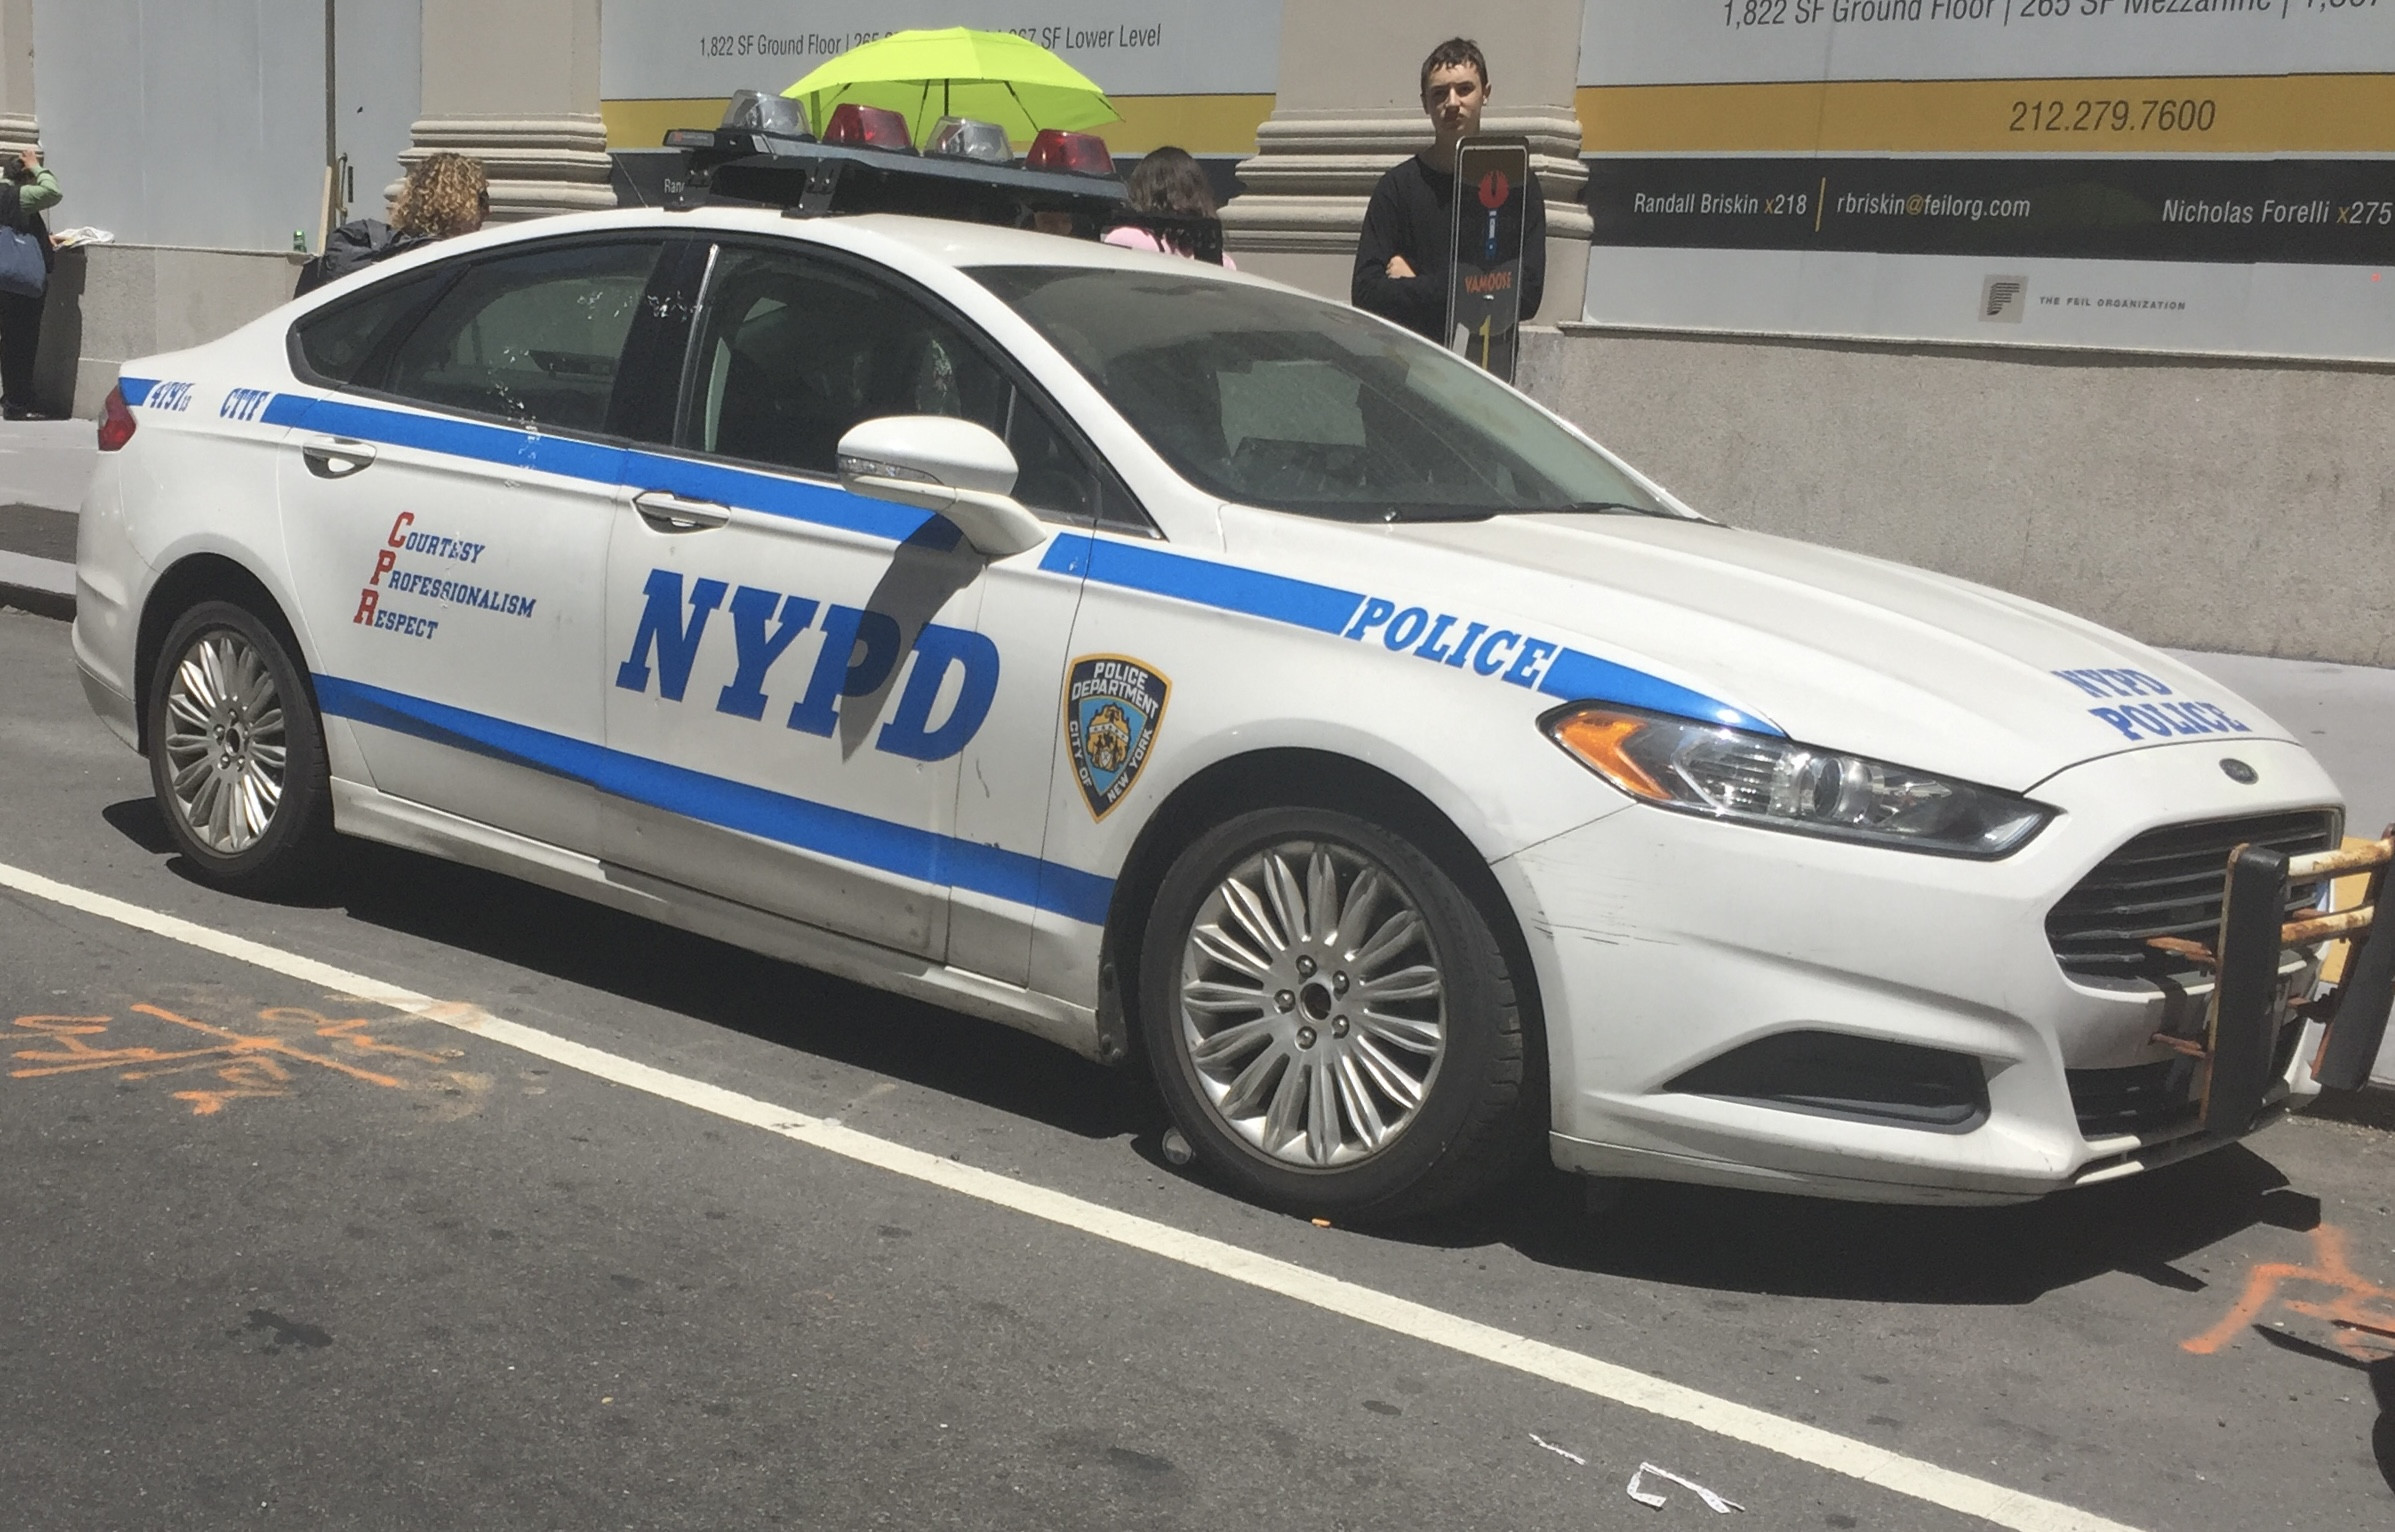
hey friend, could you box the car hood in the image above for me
[1222,508,2295,793]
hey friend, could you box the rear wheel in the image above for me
[1139,805,1531,1220]
[145,601,336,894]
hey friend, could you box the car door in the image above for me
[601,239,1105,976]
[277,236,675,853]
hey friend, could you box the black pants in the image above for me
[0,286,43,409]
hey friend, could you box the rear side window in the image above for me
[382,241,663,432]
[291,267,450,385]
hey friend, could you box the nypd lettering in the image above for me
[1065,656,1168,820]
[2052,667,2252,742]
[1340,596,1558,688]
[614,569,999,764]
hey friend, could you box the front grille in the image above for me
[2067,1058,2199,1140]
[2046,810,2339,985]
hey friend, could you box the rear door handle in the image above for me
[300,436,377,479]
[631,489,732,532]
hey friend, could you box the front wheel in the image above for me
[1138,806,1533,1221]
[145,600,337,895]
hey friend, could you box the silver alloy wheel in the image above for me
[1177,839,1448,1168]
[160,628,288,855]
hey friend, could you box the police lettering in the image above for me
[2087,699,2252,742]
[614,569,999,762]
[1340,596,1556,688]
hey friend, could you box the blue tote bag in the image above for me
[0,182,46,298]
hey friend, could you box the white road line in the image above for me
[0,858,2142,1532]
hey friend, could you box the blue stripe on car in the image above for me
[230,388,1773,733]
[313,674,1116,926]
[1042,533,1779,734]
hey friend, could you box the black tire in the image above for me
[144,600,337,895]
[1138,805,1532,1221]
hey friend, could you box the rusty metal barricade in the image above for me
[2145,827,2395,1132]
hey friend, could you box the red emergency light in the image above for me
[1024,130,1115,178]
[822,103,914,152]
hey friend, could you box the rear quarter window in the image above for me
[289,266,452,386]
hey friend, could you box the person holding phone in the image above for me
[0,145,60,419]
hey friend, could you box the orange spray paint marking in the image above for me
[11,1004,431,1117]
[2181,1222,2395,1363]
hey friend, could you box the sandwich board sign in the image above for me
[1445,135,1530,381]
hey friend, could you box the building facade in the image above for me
[6,0,2390,660]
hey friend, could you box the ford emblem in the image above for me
[2220,758,2258,784]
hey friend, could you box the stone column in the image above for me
[401,0,612,222]
[0,0,34,160]
[1221,0,1588,320]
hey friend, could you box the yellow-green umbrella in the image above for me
[784,27,1118,147]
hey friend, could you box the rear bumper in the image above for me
[1501,736,2341,1204]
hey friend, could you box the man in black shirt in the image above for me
[1352,37,1545,343]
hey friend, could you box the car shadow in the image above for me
[1370,1144,2321,1306]
[325,833,1162,1145]
[99,795,2331,1308]
[98,796,1165,1145]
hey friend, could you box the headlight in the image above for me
[1544,705,2053,858]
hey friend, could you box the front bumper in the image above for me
[1500,736,2342,1205]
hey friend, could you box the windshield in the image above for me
[969,266,1678,524]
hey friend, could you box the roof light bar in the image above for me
[822,103,915,152]
[925,116,1012,165]
[1024,130,1116,178]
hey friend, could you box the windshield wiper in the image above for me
[1552,500,1668,517]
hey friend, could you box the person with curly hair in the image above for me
[294,152,490,296]
[389,153,490,240]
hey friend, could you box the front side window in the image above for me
[682,246,1135,527]
[381,240,662,432]
[970,266,1679,524]
[683,247,1008,475]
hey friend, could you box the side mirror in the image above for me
[835,415,1047,559]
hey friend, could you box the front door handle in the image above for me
[631,489,732,533]
[300,436,377,479]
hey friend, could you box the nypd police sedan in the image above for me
[70,205,2345,1218]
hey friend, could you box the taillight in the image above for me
[822,103,913,152]
[97,385,135,451]
[1024,130,1116,177]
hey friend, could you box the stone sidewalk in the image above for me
[0,420,2385,1083]
[0,419,94,612]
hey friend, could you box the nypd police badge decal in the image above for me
[1064,655,1169,820]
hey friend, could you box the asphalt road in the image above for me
[3,604,2391,1532]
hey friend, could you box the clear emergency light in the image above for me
[926,117,1013,165]
[721,89,808,139]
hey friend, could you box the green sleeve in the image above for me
[18,167,59,214]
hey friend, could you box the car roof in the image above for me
[382,204,1268,288]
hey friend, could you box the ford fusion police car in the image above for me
[71,202,2348,1218]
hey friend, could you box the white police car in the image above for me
[71,187,2354,1218]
